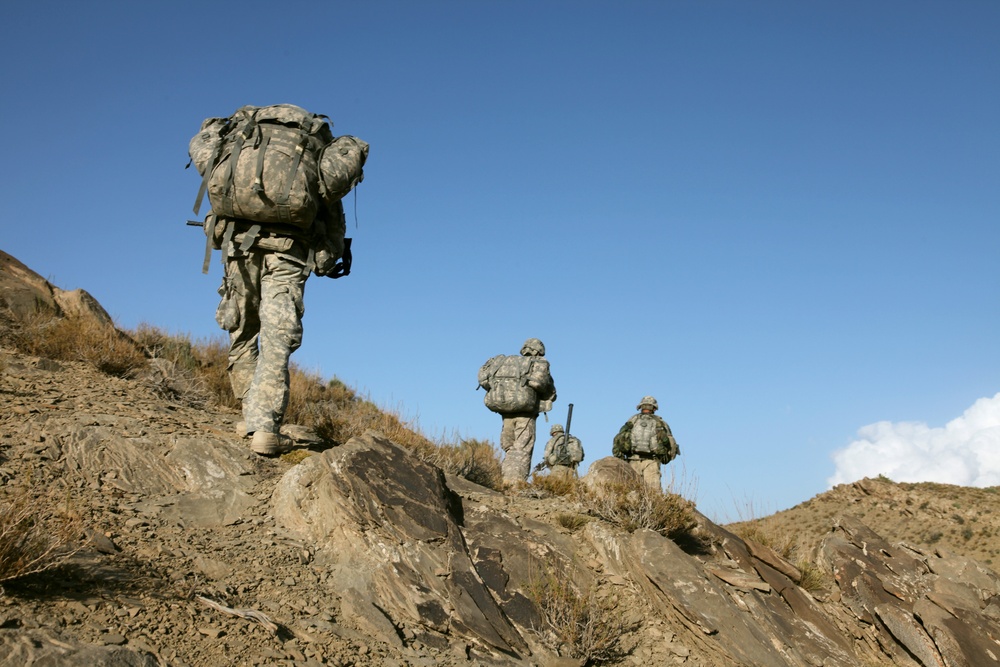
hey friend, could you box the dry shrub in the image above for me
[131,323,200,372]
[0,487,83,584]
[129,324,236,408]
[796,559,828,594]
[190,336,236,408]
[726,500,830,594]
[729,517,797,560]
[586,475,698,541]
[11,311,146,377]
[527,566,633,663]
[530,471,580,497]
[428,439,503,490]
[727,498,797,559]
[555,513,590,532]
[283,368,435,453]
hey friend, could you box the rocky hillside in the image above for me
[735,475,1000,569]
[3,250,1000,667]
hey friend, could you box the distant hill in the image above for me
[733,475,1000,567]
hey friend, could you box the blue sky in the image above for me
[3,1,998,521]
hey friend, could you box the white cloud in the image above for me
[828,393,1000,488]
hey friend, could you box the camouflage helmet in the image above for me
[550,424,564,435]
[637,396,659,411]
[520,338,545,356]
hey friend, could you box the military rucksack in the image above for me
[188,104,368,228]
[630,414,661,455]
[478,355,544,414]
[550,434,583,466]
[615,413,679,464]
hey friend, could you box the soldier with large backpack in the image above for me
[540,424,584,479]
[613,396,680,490]
[477,338,556,483]
[188,104,368,456]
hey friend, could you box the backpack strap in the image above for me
[277,135,309,216]
[251,130,271,194]
[238,224,262,253]
[201,214,218,274]
[216,111,260,218]
[221,219,237,258]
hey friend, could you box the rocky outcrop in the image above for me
[0,249,112,325]
[273,434,530,661]
[823,515,1000,667]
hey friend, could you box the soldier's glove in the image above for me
[328,238,353,279]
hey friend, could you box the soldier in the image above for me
[540,424,584,479]
[613,396,680,490]
[189,105,365,457]
[214,207,347,456]
[478,338,556,483]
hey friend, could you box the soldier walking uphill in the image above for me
[613,396,679,490]
[478,338,556,484]
[540,424,584,479]
[188,104,367,456]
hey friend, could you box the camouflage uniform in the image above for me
[479,338,556,484]
[612,396,680,491]
[190,105,363,456]
[541,424,584,479]
[215,210,345,450]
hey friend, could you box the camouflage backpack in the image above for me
[551,434,583,466]
[630,414,661,455]
[188,104,368,229]
[478,355,543,414]
[614,413,679,463]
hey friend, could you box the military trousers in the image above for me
[628,457,661,491]
[499,413,538,483]
[548,464,578,480]
[220,245,309,436]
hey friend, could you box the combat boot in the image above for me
[251,431,293,456]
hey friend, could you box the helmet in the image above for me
[550,424,564,435]
[637,396,659,411]
[520,338,545,356]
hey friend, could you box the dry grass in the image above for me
[0,486,83,584]
[730,516,797,560]
[727,499,830,594]
[526,565,634,663]
[530,471,581,497]
[796,560,827,594]
[586,475,699,541]
[4,311,506,490]
[555,513,591,532]
[9,310,146,378]
[426,438,504,490]
[131,324,234,408]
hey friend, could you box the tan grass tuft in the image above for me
[585,475,698,541]
[11,310,146,377]
[427,439,504,490]
[530,472,580,497]
[554,513,590,532]
[0,487,83,584]
[526,565,634,663]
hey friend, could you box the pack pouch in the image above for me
[215,280,240,332]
